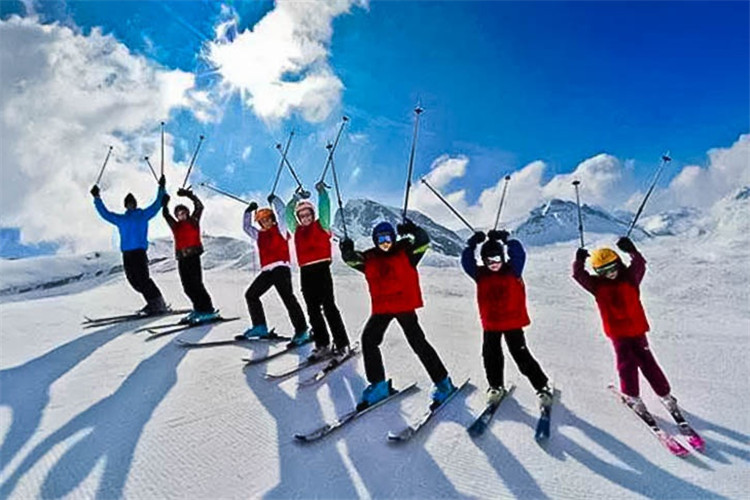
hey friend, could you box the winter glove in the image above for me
[576,248,589,262]
[396,218,418,236]
[339,238,354,254]
[90,185,100,198]
[245,201,258,214]
[267,194,277,204]
[158,175,166,188]
[315,181,329,192]
[616,236,637,254]
[162,193,171,207]
[177,188,191,197]
[467,231,486,247]
[487,229,509,243]
[296,187,311,199]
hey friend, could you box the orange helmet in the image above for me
[590,247,620,271]
[254,207,275,223]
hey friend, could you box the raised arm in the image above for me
[143,185,166,219]
[461,246,478,281]
[161,193,176,228]
[400,222,430,267]
[318,186,331,231]
[572,248,597,295]
[243,203,259,240]
[285,195,298,234]
[616,237,646,285]
[270,195,289,235]
[94,197,122,225]
[505,239,526,277]
[339,238,365,273]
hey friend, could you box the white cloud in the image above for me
[0,16,212,252]
[241,146,252,161]
[206,0,366,124]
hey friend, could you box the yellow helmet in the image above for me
[254,207,275,223]
[590,247,620,271]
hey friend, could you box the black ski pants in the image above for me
[300,261,349,349]
[483,329,548,391]
[361,311,448,385]
[178,254,214,313]
[122,249,163,304]
[245,266,307,334]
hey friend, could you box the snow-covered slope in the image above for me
[0,234,748,499]
[641,207,707,237]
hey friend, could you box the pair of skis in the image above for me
[608,384,705,457]
[81,309,192,328]
[139,316,241,338]
[295,379,471,444]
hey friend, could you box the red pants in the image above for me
[611,335,671,397]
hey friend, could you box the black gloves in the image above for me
[487,229,509,243]
[467,231,486,247]
[315,181,329,192]
[162,193,171,207]
[177,188,192,197]
[616,236,637,254]
[158,175,166,188]
[396,218,417,236]
[245,201,258,214]
[296,187,311,199]
[339,238,354,254]
[90,185,100,198]
[576,248,589,262]
[267,194,277,204]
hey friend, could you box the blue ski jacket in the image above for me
[94,187,165,252]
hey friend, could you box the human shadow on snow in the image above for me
[0,323,217,499]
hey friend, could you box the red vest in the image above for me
[294,220,332,266]
[364,247,423,314]
[476,268,531,331]
[172,220,202,252]
[594,279,650,338]
[257,226,291,268]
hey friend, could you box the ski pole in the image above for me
[270,131,294,196]
[143,156,159,182]
[626,152,672,237]
[94,146,113,185]
[182,135,205,188]
[274,145,309,197]
[160,121,165,177]
[493,174,512,230]
[199,182,252,205]
[318,116,349,183]
[419,177,475,232]
[402,105,424,221]
[329,156,348,238]
[572,180,585,248]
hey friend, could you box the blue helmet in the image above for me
[372,221,396,247]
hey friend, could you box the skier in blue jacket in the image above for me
[90,176,169,314]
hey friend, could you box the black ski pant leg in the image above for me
[123,249,163,303]
[178,255,214,313]
[318,263,349,349]
[245,270,275,327]
[301,264,330,348]
[396,311,449,384]
[504,329,549,392]
[271,266,308,335]
[361,314,393,384]
[482,330,505,389]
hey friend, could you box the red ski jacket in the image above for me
[363,246,424,314]
[476,267,531,331]
[258,226,291,268]
[294,220,332,266]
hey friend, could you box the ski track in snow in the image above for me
[0,236,749,499]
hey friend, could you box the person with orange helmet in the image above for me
[285,182,350,362]
[573,236,680,414]
[239,195,309,344]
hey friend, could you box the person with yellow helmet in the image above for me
[238,195,309,345]
[572,236,680,415]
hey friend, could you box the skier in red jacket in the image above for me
[573,237,679,414]
[462,230,552,406]
[161,188,217,324]
[340,219,455,410]
[240,196,309,345]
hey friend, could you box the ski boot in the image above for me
[356,379,394,411]
[180,311,198,324]
[660,394,679,413]
[190,310,220,325]
[537,385,554,408]
[144,296,169,316]
[236,324,270,341]
[307,345,331,362]
[331,344,351,362]
[624,394,648,415]
[486,386,507,405]
[288,328,312,347]
[430,376,457,410]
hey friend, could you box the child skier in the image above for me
[161,188,218,324]
[462,230,552,406]
[572,236,679,414]
[286,182,350,361]
[240,196,309,345]
[340,219,455,411]
[90,177,169,315]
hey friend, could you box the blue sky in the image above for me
[1,0,748,255]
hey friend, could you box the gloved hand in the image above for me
[396,218,417,236]
[158,175,166,188]
[267,194,277,204]
[90,185,100,198]
[488,229,509,243]
[576,248,589,262]
[162,193,171,207]
[339,238,354,254]
[297,187,311,199]
[616,236,637,254]
[467,231,486,247]
[177,188,191,197]
[245,201,258,214]
[315,181,329,192]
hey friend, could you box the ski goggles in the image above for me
[375,233,393,245]
[594,262,619,275]
[484,255,503,263]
